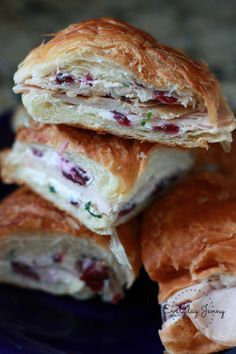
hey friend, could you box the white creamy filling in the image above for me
[21,74,195,108]
[19,145,191,221]
[25,148,114,215]
[0,235,124,302]
[73,104,217,135]
[14,84,215,136]
[34,91,216,135]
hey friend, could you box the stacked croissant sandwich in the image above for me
[0,18,236,353]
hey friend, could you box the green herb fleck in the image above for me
[122,83,129,87]
[141,112,153,126]
[85,201,102,218]
[49,185,56,193]
[146,112,153,119]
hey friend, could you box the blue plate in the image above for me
[0,111,235,354]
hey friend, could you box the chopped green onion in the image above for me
[49,185,56,193]
[122,83,129,87]
[85,201,102,218]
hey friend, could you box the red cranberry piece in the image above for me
[62,167,89,185]
[55,72,75,85]
[78,258,109,292]
[31,147,44,157]
[85,74,94,87]
[112,293,123,304]
[153,124,179,134]
[112,111,131,127]
[79,74,94,87]
[85,73,93,81]
[53,251,65,263]
[11,261,40,281]
[153,91,177,104]
[61,158,90,186]
[118,203,136,218]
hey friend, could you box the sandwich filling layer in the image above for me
[0,234,125,303]
[4,142,192,228]
[14,68,230,138]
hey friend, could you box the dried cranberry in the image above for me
[153,124,179,134]
[78,258,109,292]
[55,72,75,84]
[154,91,177,104]
[62,167,89,185]
[112,111,131,127]
[112,293,123,304]
[53,251,65,263]
[85,74,93,87]
[79,74,94,87]
[11,261,40,281]
[118,203,136,217]
[31,147,44,157]
[61,158,90,186]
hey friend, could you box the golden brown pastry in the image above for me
[141,172,236,353]
[13,18,235,148]
[0,188,140,303]
[0,123,192,235]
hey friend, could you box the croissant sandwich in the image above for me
[13,18,235,148]
[0,123,192,235]
[0,188,140,303]
[141,173,236,353]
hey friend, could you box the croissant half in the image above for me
[13,18,235,148]
[0,122,192,235]
[141,173,236,353]
[0,188,140,302]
